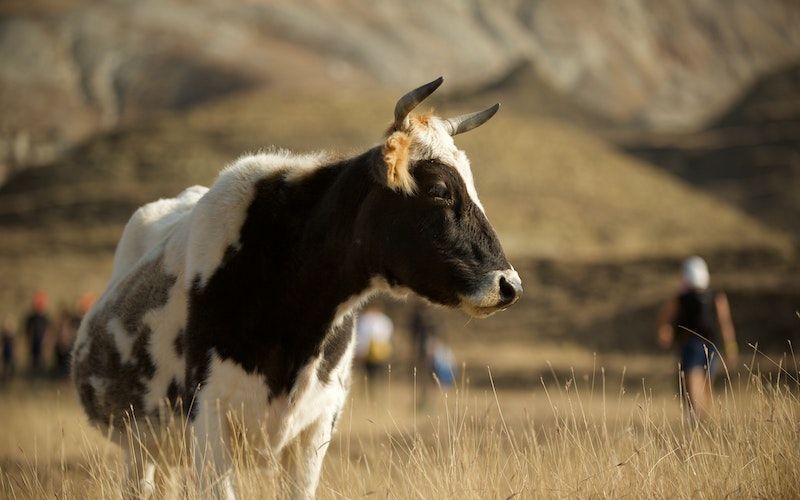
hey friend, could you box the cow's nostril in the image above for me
[498,276,517,306]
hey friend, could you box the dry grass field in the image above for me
[1,343,798,499]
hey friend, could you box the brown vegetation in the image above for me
[1,352,798,498]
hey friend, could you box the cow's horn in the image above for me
[394,77,444,128]
[444,103,500,136]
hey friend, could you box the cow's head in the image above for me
[361,77,521,318]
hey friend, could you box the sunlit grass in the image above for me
[1,354,798,499]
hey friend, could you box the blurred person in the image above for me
[53,306,80,379]
[1,316,15,383]
[409,302,440,403]
[657,256,738,419]
[430,337,457,388]
[24,290,51,376]
[77,292,96,319]
[355,303,394,379]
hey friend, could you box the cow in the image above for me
[71,77,522,499]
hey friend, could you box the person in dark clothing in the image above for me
[1,316,16,383]
[409,302,440,405]
[657,256,738,419]
[410,304,435,369]
[25,290,50,376]
[54,308,79,379]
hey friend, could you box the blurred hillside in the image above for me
[624,63,800,238]
[0,89,788,257]
[0,88,794,320]
[2,0,800,173]
[0,0,798,354]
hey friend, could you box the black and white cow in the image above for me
[72,77,522,498]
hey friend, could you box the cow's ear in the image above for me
[381,131,416,194]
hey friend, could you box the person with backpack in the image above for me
[657,256,738,419]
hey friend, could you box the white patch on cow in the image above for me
[194,341,353,459]
[196,354,271,435]
[194,353,328,454]
[451,149,485,213]
[190,355,269,495]
[112,186,207,285]
[459,269,522,318]
[267,354,350,453]
[107,317,133,363]
[143,282,188,414]
[405,116,486,213]
[369,275,415,301]
[186,150,329,288]
[267,358,320,448]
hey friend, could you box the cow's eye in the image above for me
[427,181,450,201]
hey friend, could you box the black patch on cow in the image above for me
[186,359,212,420]
[359,160,510,305]
[78,382,103,423]
[330,406,341,434]
[184,146,509,406]
[186,274,213,419]
[185,154,377,401]
[174,329,185,357]
[72,253,177,426]
[166,378,181,409]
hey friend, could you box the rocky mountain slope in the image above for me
[2,0,799,173]
[625,63,800,239]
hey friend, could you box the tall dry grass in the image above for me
[1,353,798,499]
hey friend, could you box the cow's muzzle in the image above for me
[459,269,522,318]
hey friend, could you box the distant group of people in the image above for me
[1,290,93,383]
[355,301,455,404]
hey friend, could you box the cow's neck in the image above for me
[288,148,381,320]
[194,148,382,394]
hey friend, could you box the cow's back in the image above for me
[110,186,207,284]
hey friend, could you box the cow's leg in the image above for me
[122,448,156,500]
[280,410,339,500]
[192,401,237,500]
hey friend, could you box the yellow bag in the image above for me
[367,339,391,363]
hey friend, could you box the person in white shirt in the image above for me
[355,303,394,378]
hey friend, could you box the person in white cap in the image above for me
[657,256,738,419]
[355,303,394,380]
